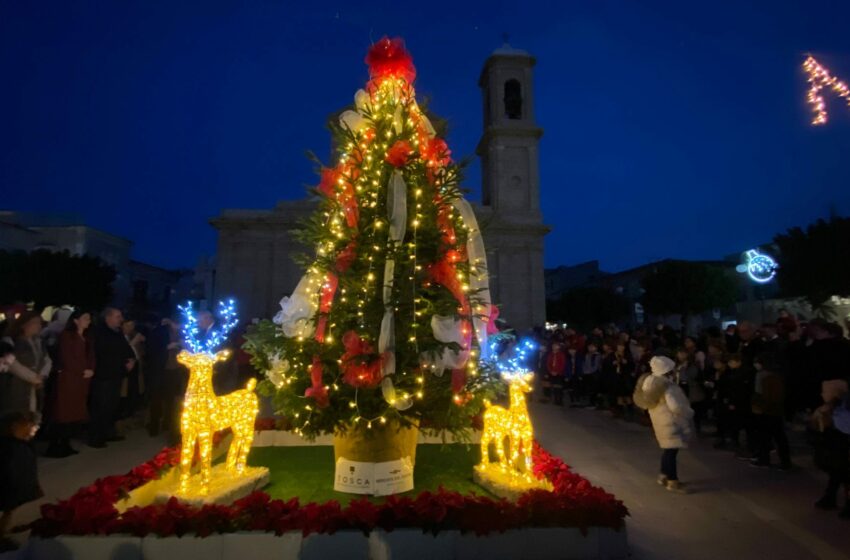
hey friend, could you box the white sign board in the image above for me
[334,456,414,495]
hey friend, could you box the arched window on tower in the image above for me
[504,79,522,119]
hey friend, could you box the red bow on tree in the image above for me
[305,356,329,408]
[386,140,413,168]
[340,330,383,389]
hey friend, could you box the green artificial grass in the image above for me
[247,444,494,504]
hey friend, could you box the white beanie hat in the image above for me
[650,356,675,376]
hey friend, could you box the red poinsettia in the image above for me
[385,139,413,168]
[29,438,628,539]
[365,36,416,84]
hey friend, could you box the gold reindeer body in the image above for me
[177,350,259,495]
[479,374,534,477]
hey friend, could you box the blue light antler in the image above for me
[487,336,537,376]
[178,299,239,355]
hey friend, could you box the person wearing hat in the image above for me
[633,355,695,493]
[810,379,850,519]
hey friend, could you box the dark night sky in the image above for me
[2,1,849,272]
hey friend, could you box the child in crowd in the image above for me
[614,342,635,418]
[546,342,567,406]
[811,380,850,518]
[749,353,791,469]
[633,356,694,493]
[582,342,601,407]
[712,356,734,449]
[0,411,43,548]
[564,346,584,406]
[599,341,618,411]
[676,349,707,435]
[726,354,755,456]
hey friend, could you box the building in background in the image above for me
[211,44,549,330]
[0,211,204,318]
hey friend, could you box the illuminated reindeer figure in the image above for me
[177,300,259,496]
[479,372,535,477]
[478,339,538,481]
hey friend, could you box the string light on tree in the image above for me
[803,55,850,126]
[245,37,499,495]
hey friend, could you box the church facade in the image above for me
[211,45,548,331]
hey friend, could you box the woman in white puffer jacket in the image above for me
[634,355,695,492]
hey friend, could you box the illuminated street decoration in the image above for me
[476,339,551,493]
[176,300,260,497]
[478,369,537,483]
[803,56,850,125]
[737,249,778,284]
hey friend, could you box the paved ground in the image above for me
[531,401,850,560]
[4,406,850,559]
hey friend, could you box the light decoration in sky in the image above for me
[475,338,551,494]
[736,249,778,284]
[803,55,850,125]
[175,300,260,497]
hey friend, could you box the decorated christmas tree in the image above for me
[246,37,500,449]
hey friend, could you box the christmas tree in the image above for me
[246,37,500,440]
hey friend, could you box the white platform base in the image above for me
[153,465,269,506]
[26,527,628,560]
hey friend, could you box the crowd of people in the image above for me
[0,306,253,545]
[532,313,850,516]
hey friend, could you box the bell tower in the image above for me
[476,42,549,331]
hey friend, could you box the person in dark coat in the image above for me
[146,318,185,440]
[88,308,135,448]
[750,353,791,469]
[45,310,94,457]
[725,353,755,454]
[808,319,850,389]
[0,411,42,543]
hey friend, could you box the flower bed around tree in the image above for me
[30,439,627,538]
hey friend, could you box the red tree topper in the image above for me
[365,36,416,84]
[385,139,413,167]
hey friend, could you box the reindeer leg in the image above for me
[225,432,239,472]
[198,431,213,495]
[237,424,253,473]
[179,430,195,494]
[495,434,507,471]
[479,432,490,466]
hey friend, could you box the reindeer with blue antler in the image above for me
[176,300,258,496]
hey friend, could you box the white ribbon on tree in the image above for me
[452,198,493,360]
[421,198,493,374]
[274,270,322,338]
[379,170,412,410]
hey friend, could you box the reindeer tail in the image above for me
[246,378,257,391]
